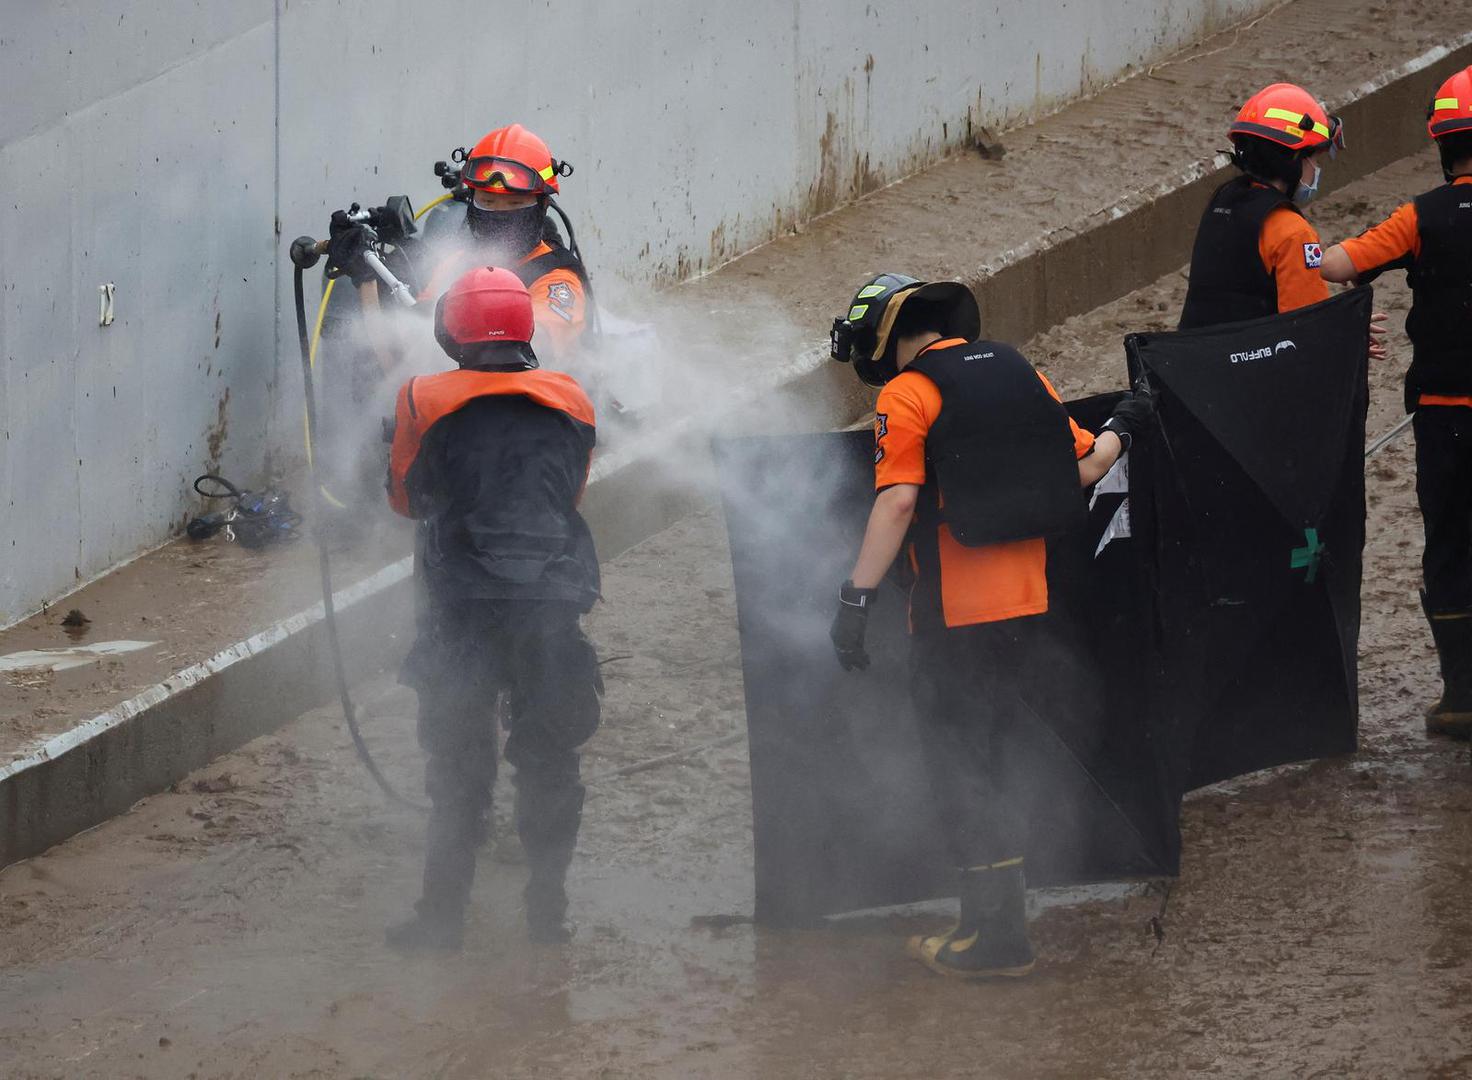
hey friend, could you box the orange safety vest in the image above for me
[387,367,595,518]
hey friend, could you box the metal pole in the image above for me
[1365,413,1415,459]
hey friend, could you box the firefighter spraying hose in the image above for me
[301,124,613,523]
[282,126,617,820]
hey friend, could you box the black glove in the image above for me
[326,212,378,287]
[1101,389,1156,452]
[830,581,877,671]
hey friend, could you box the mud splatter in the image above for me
[204,387,231,474]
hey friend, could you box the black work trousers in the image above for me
[402,598,602,921]
[1415,406,1472,613]
[908,619,1029,870]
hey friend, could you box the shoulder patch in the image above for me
[1303,242,1323,268]
[546,281,576,321]
[874,412,889,464]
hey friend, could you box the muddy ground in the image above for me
[0,518,413,765]
[2,147,1471,1077]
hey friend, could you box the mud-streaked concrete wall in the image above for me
[0,3,281,629]
[0,0,1271,626]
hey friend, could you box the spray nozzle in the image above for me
[334,196,417,244]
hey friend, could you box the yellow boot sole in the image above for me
[906,931,1036,980]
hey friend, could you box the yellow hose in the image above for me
[304,191,454,507]
[415,192,454,219]
[308,277,336,371]
[304,277,346,506]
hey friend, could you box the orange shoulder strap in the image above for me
[387,368,595,517]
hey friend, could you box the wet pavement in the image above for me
[0,487,1469,1077]
[6,88,1472,1080]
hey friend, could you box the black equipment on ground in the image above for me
[186,474,302,548]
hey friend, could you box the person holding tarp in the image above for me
[825,274,1152,978]
[1319,67,1472,739]
[383,266,602,950]
[1178,83,1346,329]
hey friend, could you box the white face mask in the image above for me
[1294,160,1322,206]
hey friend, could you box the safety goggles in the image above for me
[1323,114,1346,158]
[462,155,557,194]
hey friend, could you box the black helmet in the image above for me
[831,273,981,386]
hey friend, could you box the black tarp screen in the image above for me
[715,288,1370,925]
[1127,287,1371,788]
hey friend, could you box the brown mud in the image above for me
[0,518,412,764]
[3,149,1472,1077]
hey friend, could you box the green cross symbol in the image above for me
[1290,527,1325,583]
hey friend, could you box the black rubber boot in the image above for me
[385,905,465,952]
[386,806,482,952]
[907,860,1036,979]
[516,778,585,944]
[1422,591,1472,739]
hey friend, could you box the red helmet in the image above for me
[433,266,534,363]
[1428,67,1472,138]
[1231,83,1343,154]
[462,124,568,197]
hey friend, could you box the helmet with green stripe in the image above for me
[1227,83,1344,192]
[831,273,982,387]
[1427,67,1472,181]
[1230,84,1342,154]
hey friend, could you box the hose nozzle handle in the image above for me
[362,251,417,307]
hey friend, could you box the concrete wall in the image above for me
[0,0,1272,626]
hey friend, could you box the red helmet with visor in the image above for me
[462,124,568,197]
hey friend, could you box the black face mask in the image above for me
[466,201,545,255]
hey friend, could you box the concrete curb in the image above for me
[4,36,1470,868]
[0,562,411,865]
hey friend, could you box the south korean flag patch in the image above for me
[1303,242,1324,268]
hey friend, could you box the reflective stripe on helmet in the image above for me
[1428,69,1472,139]
[1263,107,1331,139]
